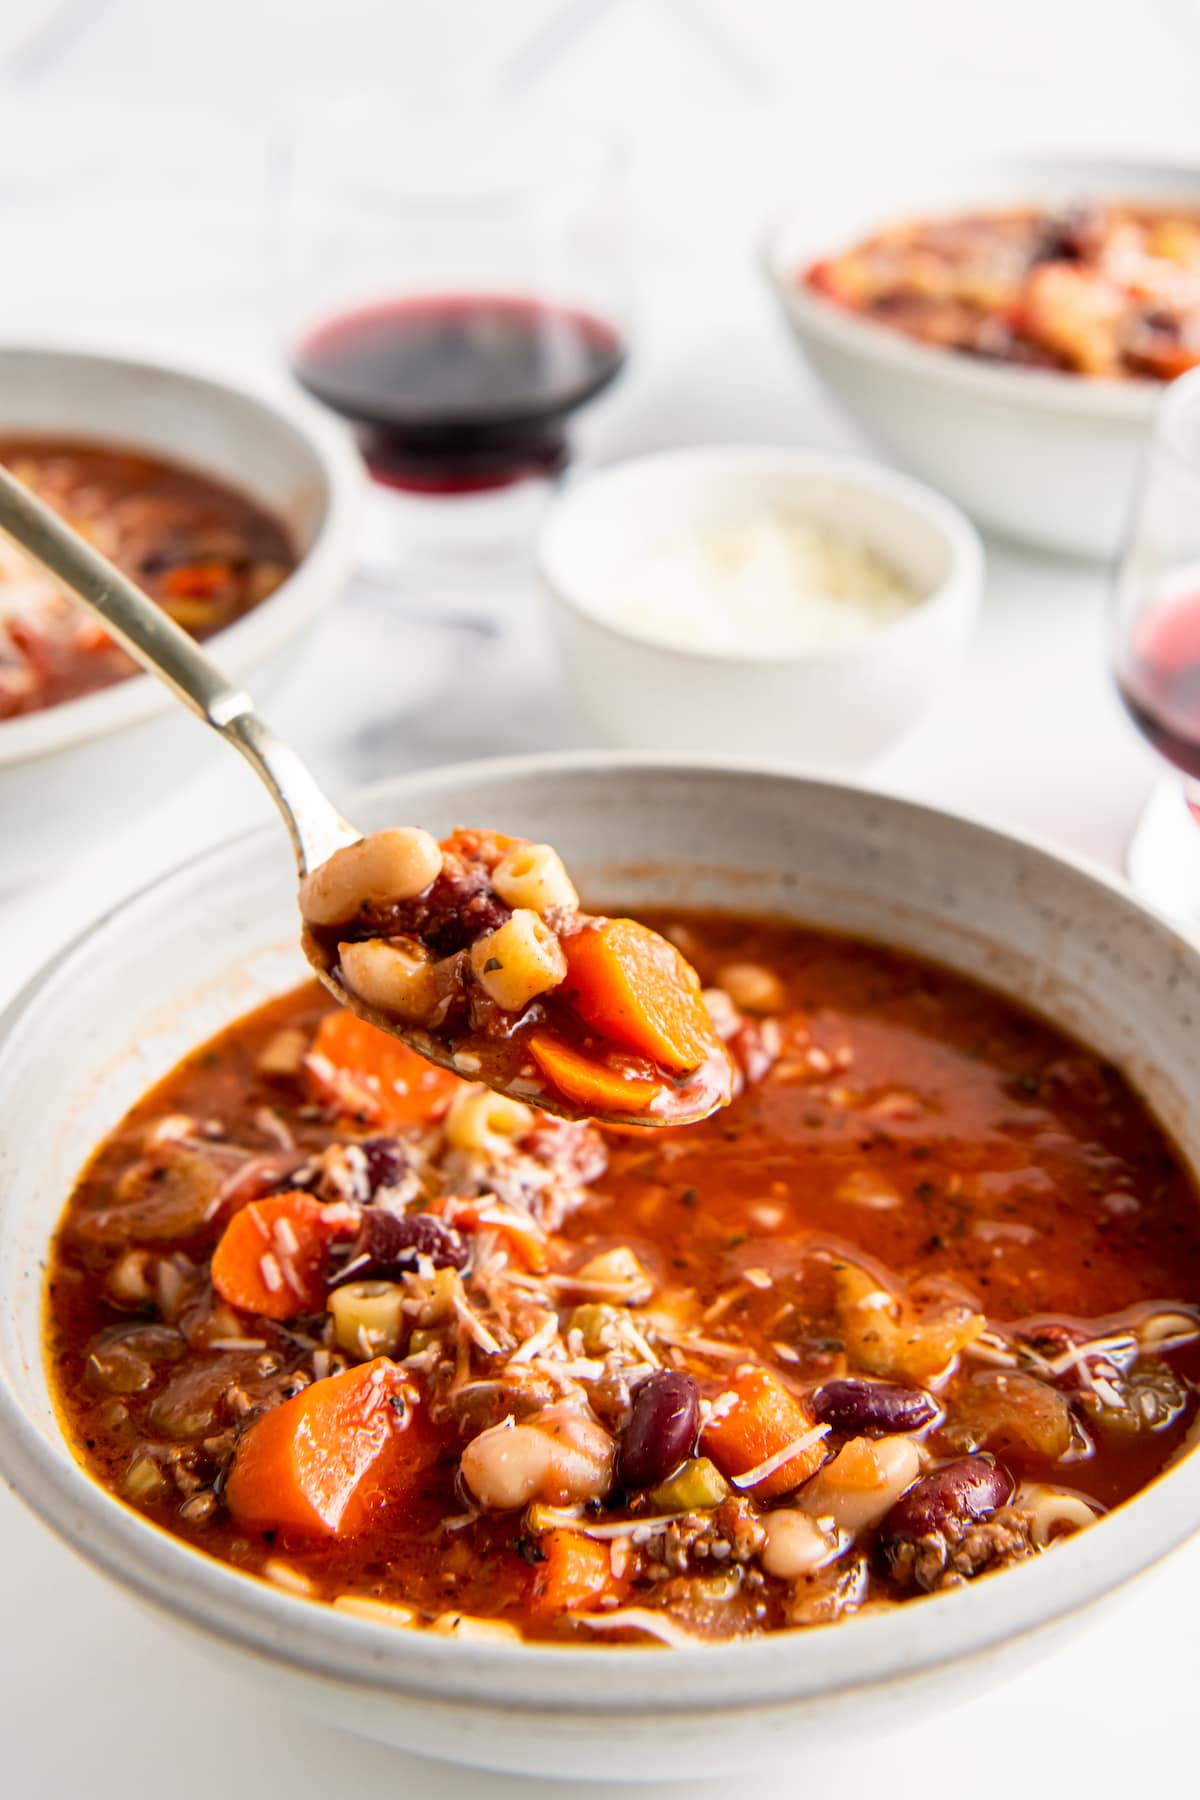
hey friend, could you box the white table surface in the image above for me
[2,3,1199,1792]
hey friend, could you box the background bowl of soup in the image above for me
[0,345,363,885]
[763,153,1200,559]
[1,754,1200,1778]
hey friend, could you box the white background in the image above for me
[2,2,1200,1793]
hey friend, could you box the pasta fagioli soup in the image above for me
[45,911,1200,1646]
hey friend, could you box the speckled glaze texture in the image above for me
[1,755,1199,1780]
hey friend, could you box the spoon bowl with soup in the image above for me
[0,464,732,1128]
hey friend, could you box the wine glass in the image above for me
[1113,367,1200,922]
[276,100,630,577]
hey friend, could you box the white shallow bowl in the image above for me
[2,754,1200,1780]
[764,153,1200,559]
[538,447,981,770]
[0,346,363,884]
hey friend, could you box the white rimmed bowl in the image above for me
[0,346,363,884]
[538,448,982,770]
[763,153,1200,559]
[2,753,1200,1780]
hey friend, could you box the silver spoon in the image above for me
[0,463,721,1127]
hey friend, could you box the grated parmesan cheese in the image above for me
[729,1421,832,1490]
[592,513,919,656]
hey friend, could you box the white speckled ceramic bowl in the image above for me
[539,448,982,771]
[0,346,363,885]
[763,153,1200,559]
[1,754,1199,1781]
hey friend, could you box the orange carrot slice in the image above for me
[529,1528,627,1618]
[562,920,715,1074]
[434,1195,549,1273]
[701,1366,828,1498]
[211,1190,344,1320]
[306,1009,463,1127]
[225,1358,440,1538]
[528,1031,659,1117]
[162,562,232,599]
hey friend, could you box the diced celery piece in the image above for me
[648,1456,730,1511]
[124,1453,169,1502]
[569,1303,623,1353]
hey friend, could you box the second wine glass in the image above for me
[1113,366,1200,923]
[278,102,630,568]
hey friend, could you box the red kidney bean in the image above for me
[880,1455,1013,1542]
[619,1370,700,1491]
[811,1378,937,1435]
[360,1138,410,1195]
[328,1209,467,1285]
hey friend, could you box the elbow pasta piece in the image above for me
[491,843,579,916]
[338,937,440,1023]
[444,1084,534,1154]
[328,1281,407,1358]
[1015,1482,1100,1547]
[299,828,443,928]
[469,909,567,1012]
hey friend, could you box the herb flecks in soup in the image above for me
[45,914,1200,1647]
[0,439,295,720]
[805,203,1200,380]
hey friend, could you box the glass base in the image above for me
[1125,776,1200,931]
[357,469,558,593]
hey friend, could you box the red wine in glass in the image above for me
[1117,587,1200,785]
[292,292,626,495]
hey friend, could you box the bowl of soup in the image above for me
[763,153,1200,558]
[0,346,363,883]
[2,753,1200,1779]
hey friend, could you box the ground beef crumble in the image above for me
[884,1506,1037,1593]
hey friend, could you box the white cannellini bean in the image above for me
[444,1084,534,1154]
[299,828,443,927]
[491,843,579,916]
[460,1406,614,1510]
[338,937,439,1022]
[798,1435,922,1535]
[716,962,787,1015]
[461,1424,556,1510]
[470,909,567,1012]
[760,1509,841,1579]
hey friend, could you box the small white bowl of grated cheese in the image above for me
[538,446,983,769]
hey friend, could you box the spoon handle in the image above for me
[0,461,357,872]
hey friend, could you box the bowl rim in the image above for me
[760,148,1200,422]
[2,748,1200,1718]
[536,445,984,667]
[0,345,364,769]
